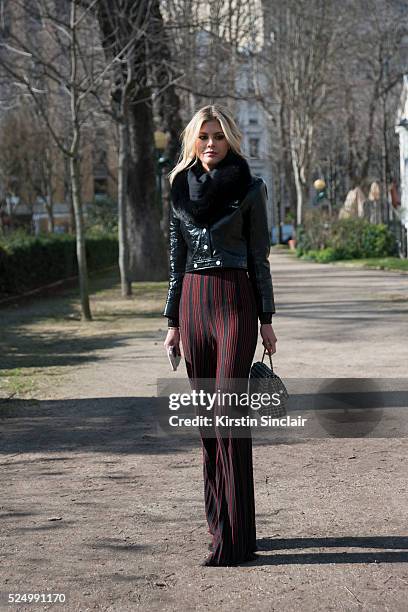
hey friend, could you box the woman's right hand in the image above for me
[164,328,181,356]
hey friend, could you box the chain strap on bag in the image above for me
[249,348,289,418]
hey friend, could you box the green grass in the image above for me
[0,268,168,402]
[0,368,37,398]
[332,257,408,272]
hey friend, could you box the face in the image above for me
[195,119,230,171]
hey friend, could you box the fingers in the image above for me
[164,341,179,350]
[164,339,181,353]
[164,328,180,351]
[264,347,276,355]
[262,340,277,355]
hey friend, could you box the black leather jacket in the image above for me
[163,176,275,322]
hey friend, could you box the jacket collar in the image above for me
[170,150,253,226]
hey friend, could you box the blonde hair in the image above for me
[168,104,245,185]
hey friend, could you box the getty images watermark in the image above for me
[156,378,309,439]
[167,388,306,429]
[156,377,408,439]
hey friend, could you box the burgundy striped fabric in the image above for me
[179,268,258,565]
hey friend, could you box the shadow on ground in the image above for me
[0,268,166,371]
[1,389,407,455]
[0,328,163,370]
[253,536,408,565]
[0,396,319,456]
[0,397,198,455]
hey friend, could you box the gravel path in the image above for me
[1,252,408,611]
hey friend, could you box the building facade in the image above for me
[236,88,274,230]
[396,75,408,234]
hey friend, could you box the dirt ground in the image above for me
[1,250,408,612]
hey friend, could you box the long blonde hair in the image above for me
[168,105,245,185]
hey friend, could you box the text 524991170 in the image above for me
[7,593,66,604]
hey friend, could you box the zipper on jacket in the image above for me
[206,226,213,256]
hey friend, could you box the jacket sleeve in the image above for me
[246,180,276,318]
[163,206,188,320]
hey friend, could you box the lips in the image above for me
[205,152,217,156]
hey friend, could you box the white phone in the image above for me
[168,346,181,371]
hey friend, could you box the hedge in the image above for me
[296,218,397,261]
[0,232,118,296]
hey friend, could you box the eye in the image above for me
[198,134,207,140]
[215,134,225,140]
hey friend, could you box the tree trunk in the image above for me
[127,97,167,281]
[70,0,91,320]
[118,119,132,296]
[292,161,308,226]
[97,0,167,282]
[361,70,382,182]
[46,204,55,233]
[149,0,183,167]
[46,181,55,233]
[63,155,75,233]
[70,153,92,320]
[345,84,359,187]
[280,102,297,220]
[290,128,310,226]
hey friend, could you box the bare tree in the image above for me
[260,0,347,225]
[162,0,263,111]
[96,0,173,295]
[257,0,408,225]
[343,0,407,186]
[0,0,127,319]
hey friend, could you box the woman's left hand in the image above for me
[260,324,277,355]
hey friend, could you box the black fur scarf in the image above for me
[170,149,253,227]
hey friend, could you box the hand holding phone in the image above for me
[168,345,181,371]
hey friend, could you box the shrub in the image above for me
[314,247,340,263]
[86,196,118,233]
[360,223,397,258]
[330,218,364,258]
[297,215,397,261]
[299,248,340,263]
[0,232,118,296]
[296,209,336,255]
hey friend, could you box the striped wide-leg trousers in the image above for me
[179,268,258,565]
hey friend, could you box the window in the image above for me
[94,177,108,198]
[249,138,260,158]
[93,129,108,179]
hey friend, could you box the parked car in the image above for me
[271,224,294,245]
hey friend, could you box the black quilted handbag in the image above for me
[249,349,289,418]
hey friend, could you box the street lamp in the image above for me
[313,178,330,210]
[154,130,169,151]
[313,178,326,200]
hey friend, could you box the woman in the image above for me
[163,104,277,566]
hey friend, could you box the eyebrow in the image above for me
[198,131,225,135]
